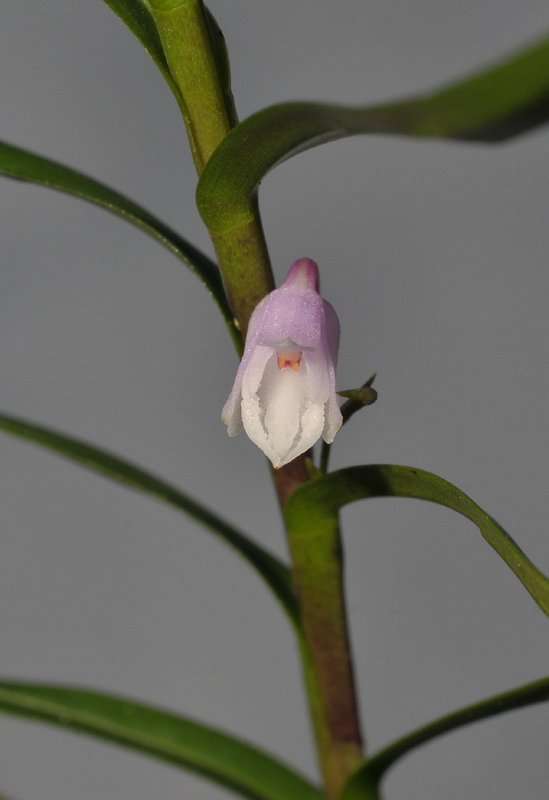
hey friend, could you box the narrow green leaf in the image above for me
[0,682,321,800]
[285,464,549,617]
[197,36,549,233]
[337,387,378,407]
[343,676,549,799]
[100,0,180,99]
[0,413,297,624]
[338,374,378,422]
[0,140,237,342]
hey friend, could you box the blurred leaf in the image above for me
[100,0,181,100]
[0,140,237,341]
[337,387,378,406]
[343,676,549,799]
[0,413,297,624]
[0,681,321,800]
[285,464,549,617]
[338,374,378,421]
[197,35,549,233]
[0,140,220,296]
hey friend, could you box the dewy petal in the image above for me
[221,383,244,437]
[320,300,342,442]
[221,295,272,436]
[242,355,325,468]
[221,258,343,466]
[259,357,324,467]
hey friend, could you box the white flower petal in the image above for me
[221,386,244,437]
[280,398,324,467]
[323,393,343,443]
[241,356,325,468]
[241,345,273,397]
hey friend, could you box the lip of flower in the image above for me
[222,258,342,468]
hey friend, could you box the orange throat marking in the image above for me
[276,349,302,371]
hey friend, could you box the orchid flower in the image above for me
[222,258,342,468]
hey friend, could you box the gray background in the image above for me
[1,1,548,798]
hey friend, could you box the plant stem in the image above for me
[285,507,364,799]
[149,0,275,336]
[151,6,364,794]
[210,209,274,338]
[148,0,236,172]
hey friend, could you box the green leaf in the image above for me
[0,413,297,624]
[284,464,549,617]
[337,387,377,406]
[0,140,237,342]
[100,0,181,100]
[342,676,549,799]
[197,35,549,233]
[338,374,378,423]
[0,681,321,800]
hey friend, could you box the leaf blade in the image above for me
[0,140,236,339]
[342,676,549,799]
[100,0,179,98]
[284,464,549,617]
[0,681,321,800]
[0,412,297,624]
[197,35,549,233]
